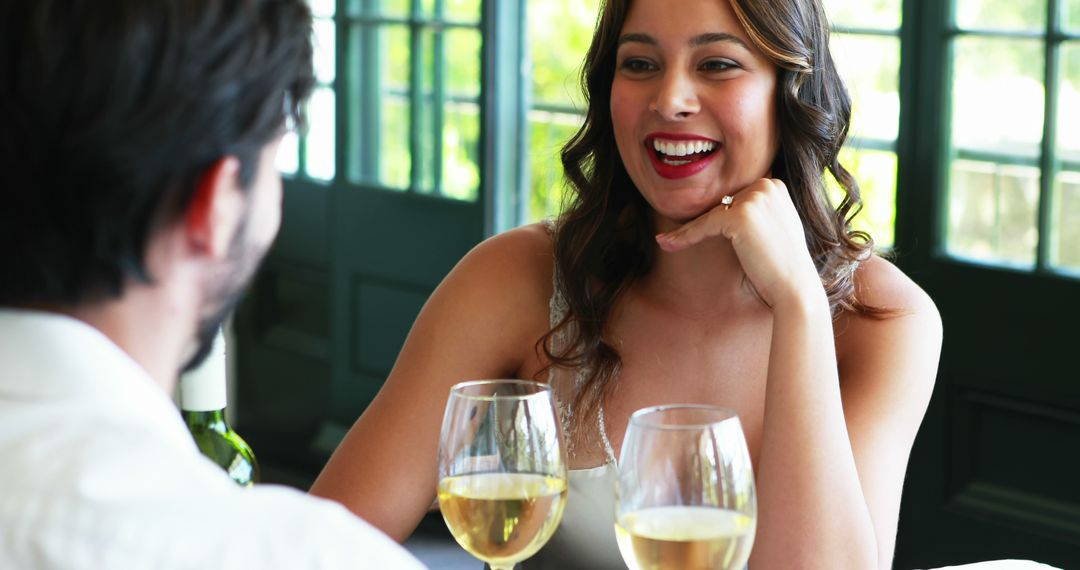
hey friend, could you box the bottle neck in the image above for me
[181,408,229,431]
[178,328,228,412]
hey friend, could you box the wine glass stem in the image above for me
[490,565,515,570]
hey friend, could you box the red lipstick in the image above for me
[645,133,720,180]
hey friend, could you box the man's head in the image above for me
[0,0,315,370]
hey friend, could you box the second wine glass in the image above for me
[437,380,568,570]
[615,404,757,570]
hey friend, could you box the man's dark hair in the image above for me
[0,0,315,306]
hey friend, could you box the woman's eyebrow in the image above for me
[689,32,749,50]
[616,32,750,50]
[618,32,656,47]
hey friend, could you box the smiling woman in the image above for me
[308,0,942,568]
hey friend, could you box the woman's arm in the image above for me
[751,256,939,569]
[309,225,554,542]
[657,181,941,569]
[833,258,942,568]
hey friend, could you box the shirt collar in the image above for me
[0,308,195,448]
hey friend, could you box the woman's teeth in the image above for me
[652,138,716,165]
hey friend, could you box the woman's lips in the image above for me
[645,135,719,180]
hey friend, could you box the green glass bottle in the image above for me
[179,328,259,487]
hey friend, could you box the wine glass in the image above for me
[437,380,568,570]
[615,404,757,570]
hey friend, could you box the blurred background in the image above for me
[228,0,1080,567]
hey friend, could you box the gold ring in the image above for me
[721,195,734,210]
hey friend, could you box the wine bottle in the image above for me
[179,328,259,487]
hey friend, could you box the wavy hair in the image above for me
[538,0,884,424]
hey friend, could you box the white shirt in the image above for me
[0,309,426,570]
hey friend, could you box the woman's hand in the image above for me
[654,178,824,311]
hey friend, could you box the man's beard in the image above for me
[180,216,269,374]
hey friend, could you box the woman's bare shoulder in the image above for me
[835,255,943,365]
[424,223,555,341]
[853,255,936,316]
[452,222,554,292]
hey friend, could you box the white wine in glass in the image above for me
[437,380,568,570]
[615,405,756,570]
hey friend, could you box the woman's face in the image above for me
[610,0,779,226]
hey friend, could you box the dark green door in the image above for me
[232,0,525,479]
[894,0,1080,566]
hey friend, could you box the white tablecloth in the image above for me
[927,561,1060,570]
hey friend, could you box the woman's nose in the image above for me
[648,70,700,121]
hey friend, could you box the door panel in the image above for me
[329,188,482,425]
[234,184,482,478]
[896,262,1080,568]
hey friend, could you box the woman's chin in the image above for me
[655,197,718,221]
[652,206,710,229]
[640,187,725,221]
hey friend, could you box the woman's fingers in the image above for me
[655,206,727,251]
[654,178,778,252]
[653,177,822,307]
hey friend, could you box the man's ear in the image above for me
[185,157,245,260]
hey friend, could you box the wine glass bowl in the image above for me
[437,380,568,570]
[615,404,757,570]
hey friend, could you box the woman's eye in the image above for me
[701,59,736,72]
[620,58,656,73]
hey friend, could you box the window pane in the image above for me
[309,0,335,18]
[445,28,480,98]
[528,0,598,109]
[1058,42,1080,165]
[378,97,411,189]
[1057,44,1080,271]
[955,0,1045,30]
[828,148,897,248]
[831,33,900,142]
[305,87,336,181]
[1069,0,1080,32]
[946,160,1039,267]
[314,18,336,84]
[377,25,411,189]
[824,0,901,30]
[1051,171,1080,273]
[417,29,436,192]
[365,0,410,17]
[446,0,481,22]
[952,37,1044,158]
[525,0,598,224]
[277,130,300,175]
[528,110,584,222]
[442,103,480,200]
[442,28,481,201]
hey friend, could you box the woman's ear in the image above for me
[184,156,245,260]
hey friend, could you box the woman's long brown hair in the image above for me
[538,0,885,424]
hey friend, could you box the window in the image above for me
[278,0,337,180]
[279,0,483,201]
[826,0,902,248]
[524,0,598,222]
[943,0,1080,273]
